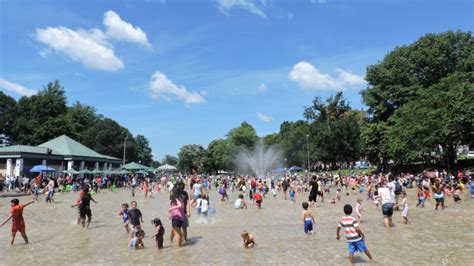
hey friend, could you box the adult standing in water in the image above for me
[170,181,191,244]
[308,176,318,207]
[168,190,185,247]
[432,179,445,210]
[377,180,396,229]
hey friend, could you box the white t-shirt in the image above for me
[378,187,395,205]
[200,199,208,213]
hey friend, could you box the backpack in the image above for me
[394,181,402,195]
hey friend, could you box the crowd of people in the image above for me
[1,168,473,264]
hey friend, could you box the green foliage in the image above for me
[278,120,309,167]
[203,139,234,173]
[134,134,153,165]
[162,155,178,166]
[361,30,474,172]
[227,122,259,150]
[65,102,99,142]
[0,91,16,144]
[178,144,206,174]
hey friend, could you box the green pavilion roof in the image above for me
[0,145,51,154]
[122,162,149,170]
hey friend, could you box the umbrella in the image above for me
[29,165,56,173]
[122,162,149,170]
[156,164,177,171]
[146,167,156,172]
[80,169,93,174]
[136,170,148,175]
[92,169,103,174]
[120,170,130,175]
[62,169,80,174]
[289,166,304,172]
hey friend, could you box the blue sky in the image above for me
[1,0,472,160]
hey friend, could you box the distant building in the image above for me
[0,135,121,177]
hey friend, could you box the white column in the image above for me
[80,161,85,170]
[6,159,13,177]
[42,159,47,166]
[95,162,99,170]
[67,161,74,170]
[14,158,24,177]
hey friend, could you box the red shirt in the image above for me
[10,204,26,228]
[253,193,262,201]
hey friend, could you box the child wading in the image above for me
[0,198,34,245]
[336,204,374,265]
[152,218,165,250]
[301,202,315,235]
[71,186,97,229]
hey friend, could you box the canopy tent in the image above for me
[92,169,103,174]
[122,162,149,171]
[62,169,80,175]
[156,164,177,172]
[79,169,94,174]
[120,170,130,175]
[146,167,156,172]
[136,170,149,175]
[272,167,287,173]
[29,165,56,173]
[289,166,304,172]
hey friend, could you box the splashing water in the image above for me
[236,139,283,178]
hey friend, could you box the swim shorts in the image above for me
[304,219,313,234]
[172,218,183,228]
[382,203,394,217]
[348,239,367,254]
[308,193,317,202]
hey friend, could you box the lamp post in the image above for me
[123,136,128,166]
[306,134,310,172]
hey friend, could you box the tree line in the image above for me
[0,81,154,166]
[174,31,473,174]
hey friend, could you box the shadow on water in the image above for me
[185,236,203,246]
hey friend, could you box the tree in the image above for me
[227,122,259,150]
[11,80,68,145]
[82,118,136,161]
[178,144,206,174]
[0,92,16,144]
[304,92,362,167]
[65,102,99,142]
[361,31,474,172]
[203,139,233,173]
[278,121,310,167]
[162,155,179,166]
[134,134,153,165]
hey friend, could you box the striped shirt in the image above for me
[338,216,361,242]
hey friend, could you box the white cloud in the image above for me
[0,79,37,96]
[256,112,273,122]
[149,71,206,105]
[217,0,266,18]
[258,82,267,92]
[35,26,124,72]
[288,61,365,91]
[34,10,150,71]
[103,10,151,48]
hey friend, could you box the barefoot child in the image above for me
[336,204,374,265]
[355,198,364,223]
[241,230,256,248]
[70,186,97,229]
[301,202,315,235]
[0,198,34,245]
[128,201,143,236]
[416,184,425,208]
[118,203,130,233]
[253,191,263,209]
[401,192,410,224]
[152,218,165,250]
[129,229,145,250]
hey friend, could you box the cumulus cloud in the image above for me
[0,78,37,96]
[256,112,273,122]
[258,82,267,92]
[34,10,150,71]
[149,71,205,105]
[217,0,266,18]
[35,27,124,72]
[103,10,151,48]
[288,61,365,91]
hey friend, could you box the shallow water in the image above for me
[0,187,473,265]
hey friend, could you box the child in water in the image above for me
[118,203,130,233]
[289,189,296,202]
[301,202,315,235]
[129,230,145,250]
[128,201,143,236]
[416,184,425,208]
[401,192,410,224]
[355,198,364,224]
[0,198,34,245]
[152,218,165,250]
[253,192,263,209]
[241,230,256,248]
[234,194,248,209]
[336,204,374,265]
[336,188,341,202]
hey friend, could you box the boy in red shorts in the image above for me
[0,198,34,245]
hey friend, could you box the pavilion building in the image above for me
[0,135,122,177]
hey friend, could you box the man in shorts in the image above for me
[308,176,318,206]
